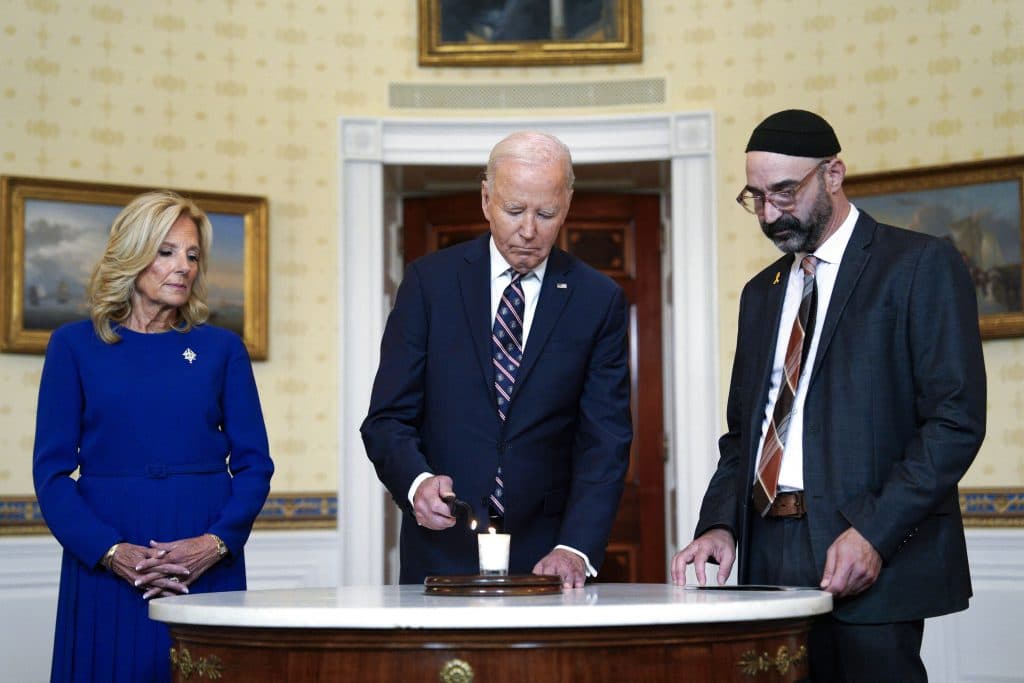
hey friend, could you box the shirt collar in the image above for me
[489,235,548,283]
[799,203,859,267]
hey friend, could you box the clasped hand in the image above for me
[108,534,223,599]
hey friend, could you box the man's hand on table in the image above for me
[533,548,586,589]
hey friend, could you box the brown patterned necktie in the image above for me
[752,255,818,517]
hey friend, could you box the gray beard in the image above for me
[761,184,833,254]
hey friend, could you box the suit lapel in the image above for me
[747,254,793,450]
[808,214,874,385]
[458,234,497,403]
[506,248,575,414]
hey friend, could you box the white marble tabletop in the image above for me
[150,583,832,630]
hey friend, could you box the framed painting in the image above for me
[418,0,642,67]
[0,176,269,358]
[845,156,1024,339]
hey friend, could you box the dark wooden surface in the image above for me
[424,573,562,595]
[168,617,815,682]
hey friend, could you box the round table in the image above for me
[150,583,832,682]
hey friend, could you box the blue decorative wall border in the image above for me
[960,489,1024,526]
[3,489,1021,534]
[1,492,338,535]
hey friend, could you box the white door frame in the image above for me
[337,113,719,584]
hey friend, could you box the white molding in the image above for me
[365,114,687,166]
[338,112,719,585]
[672,113,714,156]
[338,152,388,586]
[0,530,338,683]
[669,150,720,553]
[921,529,1024,682]
[243,529,340,589]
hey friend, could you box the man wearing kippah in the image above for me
[672,109,986,681]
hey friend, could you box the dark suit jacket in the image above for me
[696,211,986,623]
[361,234,632,584]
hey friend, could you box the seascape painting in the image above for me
[21,199,246,337]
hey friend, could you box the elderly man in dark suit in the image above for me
[362,131,632,588]
[672,110,986,681]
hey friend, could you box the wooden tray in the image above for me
[424,574,562,596]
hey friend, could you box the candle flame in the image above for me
[470,519,478,530]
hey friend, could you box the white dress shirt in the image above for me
[754,205,860,491]
[489,236,546,343]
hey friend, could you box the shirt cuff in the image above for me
[408,472,433,506]
[555,544,598,577]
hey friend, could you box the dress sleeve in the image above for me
[33,328,122,567]
[206,335,274,555]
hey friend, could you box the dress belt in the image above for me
[765,491,806,518]
[82,462,228,479]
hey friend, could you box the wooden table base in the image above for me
[168,617,814,682]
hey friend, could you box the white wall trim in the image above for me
[921,529,1024,682]
[338,112,719,584]
[0,529,339,683]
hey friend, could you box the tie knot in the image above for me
[508,269,528,285]
[800,255,818,277]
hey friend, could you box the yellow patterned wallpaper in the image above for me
[0,1,1021,495]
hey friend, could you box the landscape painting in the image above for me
[1,176,268,358]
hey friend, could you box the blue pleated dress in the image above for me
[33,320,273,683]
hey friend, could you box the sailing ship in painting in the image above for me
[23,275,90,330]
[25,277,81,325]
[21,199,247,337]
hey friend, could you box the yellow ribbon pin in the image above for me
[772,272,781,285]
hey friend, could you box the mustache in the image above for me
[761,214,807,239]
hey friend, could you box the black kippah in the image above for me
[745,109,841,157]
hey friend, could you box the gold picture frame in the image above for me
[0,176,269,359]
[418,0,642,67]
[844,156,1024,340]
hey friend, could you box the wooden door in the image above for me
[403,192,665,582]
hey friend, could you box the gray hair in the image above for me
[484,131,575,193]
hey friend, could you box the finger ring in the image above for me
[169,577,180,583]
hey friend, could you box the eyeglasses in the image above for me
[736,160,828,215]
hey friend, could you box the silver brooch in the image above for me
[182,348,197,364]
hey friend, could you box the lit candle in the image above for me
[477,527,511,576]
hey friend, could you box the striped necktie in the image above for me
[752,255,818,517]
[489,270,526,523]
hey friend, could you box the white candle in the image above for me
[477,527,511,575]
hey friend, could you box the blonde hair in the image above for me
[88,190,213,344]
[485,131,575,193]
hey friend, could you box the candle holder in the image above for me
[423,574,562,596]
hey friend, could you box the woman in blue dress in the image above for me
[33,191,274,682]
